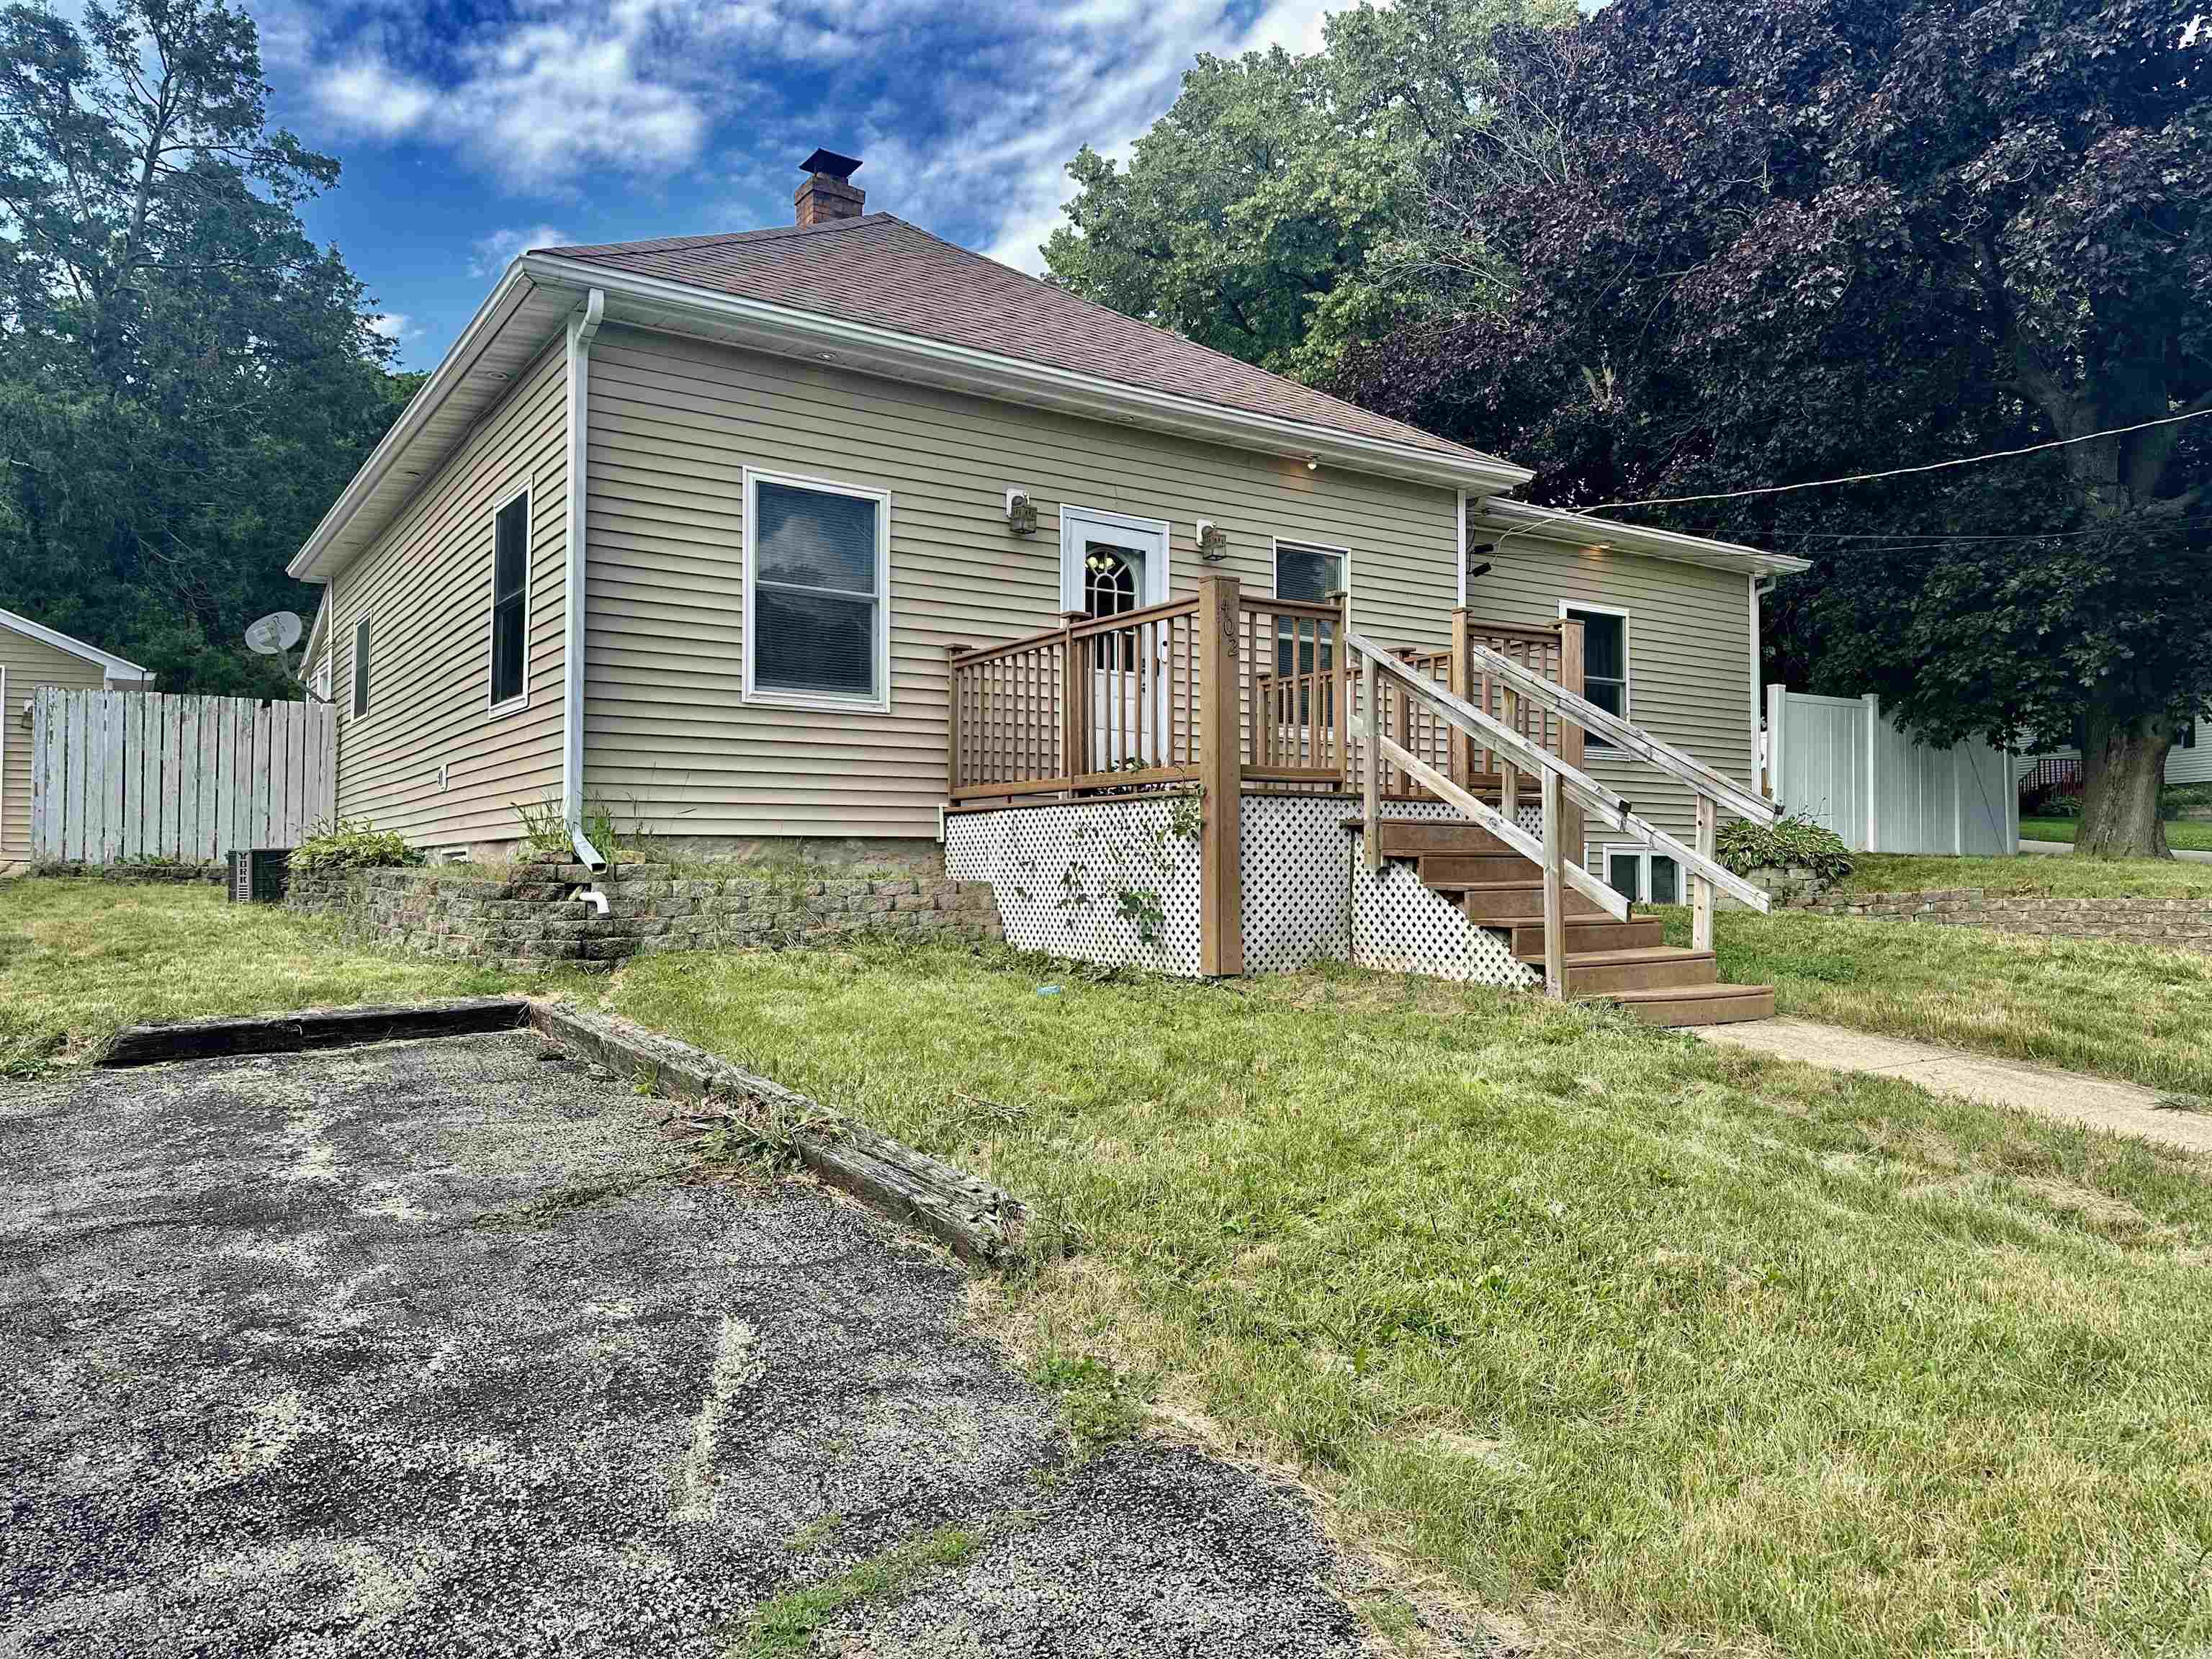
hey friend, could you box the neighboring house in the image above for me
[2019,721,2211,793]
[292,148,1805,890]
[0,608,153,874]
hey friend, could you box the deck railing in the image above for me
[950,589,1588,806]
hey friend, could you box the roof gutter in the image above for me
[516,252,1534,496]
[286,264,540,582]
[563,289,606,870]
[1475,498,1811,577]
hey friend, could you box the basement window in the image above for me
[743,469,891,711]
[489,490,530,711]
[1595,843,1679,905]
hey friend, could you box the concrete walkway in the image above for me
[2017,835,2212,863]
[1695,1016,2212,1154]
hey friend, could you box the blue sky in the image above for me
[248,0,1355,369]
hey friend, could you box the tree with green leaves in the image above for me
[1041,0,1578,379]
[0,0,415,693]
[1330,0,2210,858]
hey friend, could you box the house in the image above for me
[1,608,152,874]
[2018,720,2211,798]
[292,150,1806,1020]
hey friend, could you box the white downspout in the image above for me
[564,288,606,872]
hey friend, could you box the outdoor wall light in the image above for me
[1305,454,1319,471]
[1195,520,1229,561]
[1004,488,1038,536]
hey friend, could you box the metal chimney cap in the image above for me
[800,148,863,181]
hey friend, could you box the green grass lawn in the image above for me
[2019,817,2212,853]
[1842,849,2212,898]
[609,942,2212,1658]
[0,876,567,1072]
[1659,907,2212,1095]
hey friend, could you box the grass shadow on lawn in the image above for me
[608,940,2212,1658]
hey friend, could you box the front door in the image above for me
[1062,508,1169,773]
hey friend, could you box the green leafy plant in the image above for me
[1114,886,1166,943]
[289,819,424,876]
[1167,790,1205,840]
[1714,812,1853,884]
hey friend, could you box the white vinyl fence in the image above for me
[30,689,335,866]
[1766,687,2017,856]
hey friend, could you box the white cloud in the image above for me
[269,0,1350,269]
[366,312,412,340]
[469,224,572,276]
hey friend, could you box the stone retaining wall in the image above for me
[285,860,1002,971]
[1785,886,2212,951]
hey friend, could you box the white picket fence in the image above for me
[1765,686,2017,856]
[30,689,335,866]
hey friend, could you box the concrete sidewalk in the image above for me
[2018,835,2212,863]
[1696,1017,2212,1154]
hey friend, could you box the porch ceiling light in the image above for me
[1305,454,1319,471]
[1004,487,1038,536]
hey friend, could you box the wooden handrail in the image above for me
[949,594,1201,668]
[1346,629,1771,994]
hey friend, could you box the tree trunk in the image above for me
[2076,707,2172,860]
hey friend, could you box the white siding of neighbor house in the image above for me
[1473,541,1758,850]
[2021,734,2212,789]
[323,343,568,849]
[1,626,116,868]
[581,325,1465,842]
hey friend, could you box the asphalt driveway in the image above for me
[0,1032,1365,1657]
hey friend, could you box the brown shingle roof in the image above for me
[541,215,1509,467]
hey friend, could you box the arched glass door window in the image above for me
[1084,544,1142,667]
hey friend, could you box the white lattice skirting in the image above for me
[944,796,1205,976]
[949,791,1537,988]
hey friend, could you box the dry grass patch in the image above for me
[608,941,2212,1658]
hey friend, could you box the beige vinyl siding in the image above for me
[583,326,1460,841]
[0,627,114,867]
[325,343,567,848]
[1473,542,1756,850]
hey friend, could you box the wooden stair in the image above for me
[1365,819,1775,1027]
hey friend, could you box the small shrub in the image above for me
[1715,811,1853,883]
[2162,783,2212,817]
[290,819,423,876]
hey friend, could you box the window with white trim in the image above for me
[1563,604,1627,750]
[489,490,530,709]
[743,470,891,709]
[1593,843,1679,905]
[1274,541,1346,678]
[351,617,372,719]
[313,655,332,702]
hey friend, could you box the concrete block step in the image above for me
[1588,983,1777,1028]
[1509,917,1664,958]
[1555,946,1717,996]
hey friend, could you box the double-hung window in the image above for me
[1274,541,1347,675]
[743,469,891,711]
[351,618,372,719]
[1561,603,1628,749]
[489,490,530,710]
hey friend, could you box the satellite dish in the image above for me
[245,611,304,656]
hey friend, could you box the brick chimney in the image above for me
[795,148,865,228]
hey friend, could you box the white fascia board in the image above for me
[516,253,1534,496]
[0,606,152,679]
[286,264,541,582]
[1475,498,1812,577]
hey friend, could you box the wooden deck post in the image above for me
[1693,793,1716,952]
[1361,652,1382,871]
[1448,608,1472,789]
[1058,612,1087,791]
[945,644,970,801]
[1540,768,1566,998]
[1328,590,1351,788]
[1195,574,1244,976]
[1558,618,1586,876]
